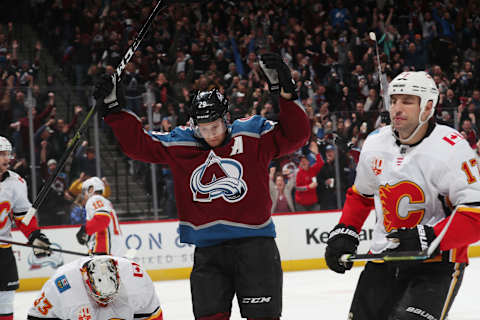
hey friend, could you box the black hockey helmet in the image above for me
[189,89,229,125]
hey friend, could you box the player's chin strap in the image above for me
[391,110,432,145]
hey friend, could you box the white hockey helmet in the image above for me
[82,176,105,195]
[81,257,120,305]
[0,136,12,155]
[388,71,439,121]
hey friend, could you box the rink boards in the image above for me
[12,210,480,291]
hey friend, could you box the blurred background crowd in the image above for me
[0,0,479,226]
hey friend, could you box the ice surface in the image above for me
[15,258,478,319]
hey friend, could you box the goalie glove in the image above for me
[76,225,90,246]
[93,74,124,118]
[259,53,298,100]
[28,230,52,258]
[325,224,359,274]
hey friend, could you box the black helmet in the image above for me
[190,89,228,125]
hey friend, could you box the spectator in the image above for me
[50,105,82,156]
[124,62,146,115]
[295,142,324,212]
[460,119,477,148]
[316,144,349,210]
[73,141,97,178]
[67,172,111,199]
[38,153,70,226]
[70,193,86,225]
[269,166,295,213]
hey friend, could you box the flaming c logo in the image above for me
[0,201,11,230]
[379,181,425,232]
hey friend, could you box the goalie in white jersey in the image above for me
[75,177,125,256]
[0,136,51,320]
[325,71,480,320]
[27,255,164,320]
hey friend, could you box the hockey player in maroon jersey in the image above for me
[93,53,310,319]
[325,71,480,319]
[0,136,51,320]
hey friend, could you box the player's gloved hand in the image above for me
[259,53,298,100]
[28,230,52,258]
[93,73,124,118]
[325,224,359,274]
[386,225,438,256]
[76,225,90,245]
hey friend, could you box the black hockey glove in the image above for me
[93,73,124,118]
[325,224,359,274]
[28,230,52,258]
[259,53,298,100]
[386,225,438,256]
[76,225,90,245]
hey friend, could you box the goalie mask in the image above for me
[81,257,120,306]
[82,177,105,195]
[189,89,228,139]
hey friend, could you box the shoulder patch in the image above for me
[55,275,71,293]
[368,129,380,136]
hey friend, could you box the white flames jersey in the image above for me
[85,194,125,256]
[354,124,480,253]
[27,256,163,320]
[0,170,31,246]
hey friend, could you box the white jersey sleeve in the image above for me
[353,128,386,196]
[432,128,480,207]
[8,170,31,214]
[117,257,163,319]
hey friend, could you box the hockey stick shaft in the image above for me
[374,40,382,93]
[0,238,89,256]
[340,250,429,262]
[369,32,383,93]
[23,0,167,225]
[340,207,459,262]
[114,0,166,79]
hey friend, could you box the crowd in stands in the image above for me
[1,0,480,222]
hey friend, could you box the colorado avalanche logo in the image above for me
[190,150,247,203]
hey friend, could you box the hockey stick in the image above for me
[340,207,459,262]
[369,31,389,119]
[369,32,383,95]
[0,238,89,256]
[23,0,167,225]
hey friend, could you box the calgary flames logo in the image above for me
[0,201,11,230]
[379,181,425,232]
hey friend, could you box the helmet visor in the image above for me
[195,119,226,139]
